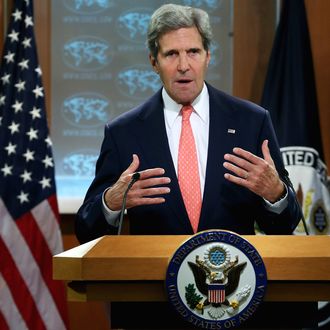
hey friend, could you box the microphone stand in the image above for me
[117,172,140,235]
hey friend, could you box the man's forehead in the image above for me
[158,27,204,52]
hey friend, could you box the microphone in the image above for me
[117,172,140,235]
[281,169,309,235]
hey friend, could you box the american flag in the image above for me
[208,283,225,304]
[0,1,68,329]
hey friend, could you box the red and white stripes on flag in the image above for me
[0,197,68,330]
[0,0,68,328]
[208,283,225,303]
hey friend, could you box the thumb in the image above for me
[261,140,275,166]
[123,154,140,176]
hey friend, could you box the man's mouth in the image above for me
[176,79,193,84]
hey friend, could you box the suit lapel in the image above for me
[134,92,192,232]
[198,86,239,230]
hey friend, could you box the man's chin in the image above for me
[172,92,198,105]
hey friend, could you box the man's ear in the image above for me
[149,54,158,73]
[206,50,211,67]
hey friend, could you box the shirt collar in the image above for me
[163,83,209,128]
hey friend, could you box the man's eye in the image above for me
[166,51,176,57]
[189,49,200,55]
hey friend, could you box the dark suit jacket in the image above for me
[75,84,301,243]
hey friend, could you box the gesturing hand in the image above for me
[104,154,171,211]
[223,140,285,203]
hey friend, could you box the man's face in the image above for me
[150,27,211,105]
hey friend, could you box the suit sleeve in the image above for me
[254,111,302,234]
[75,125,123,243]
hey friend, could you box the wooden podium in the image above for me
[53,235,330,303]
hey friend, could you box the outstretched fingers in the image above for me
[223,141,284,201]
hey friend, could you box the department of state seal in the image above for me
[166,230,267,329]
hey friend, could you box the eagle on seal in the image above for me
[188,256,247,308]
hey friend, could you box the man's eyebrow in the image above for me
[188,47,202,52]
[162,47,202,55]
[162,49,178,55]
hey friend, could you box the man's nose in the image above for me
[177,54,189,73]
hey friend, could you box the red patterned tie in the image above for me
[178,105,202,233]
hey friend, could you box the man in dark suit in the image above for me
[75,4,301,244]
[74,5,313,329]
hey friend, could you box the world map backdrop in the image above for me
[51,0,233,212]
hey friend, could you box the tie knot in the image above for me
[181,105,193,121]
